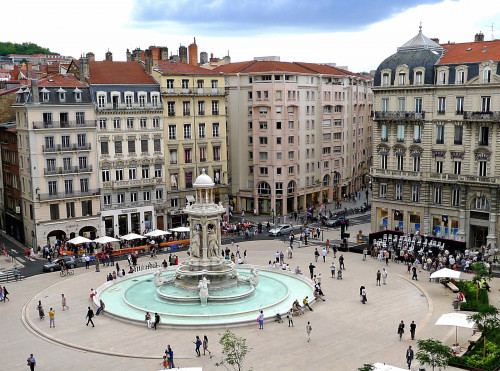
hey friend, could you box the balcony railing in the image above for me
[463,111,500,120]
[102,178,163,189]
[38,189,100,201]
[161,87,225,96]
[96,102,163,111]
[43,165,93,176]
[42,143,92,153]
[373,111,425,121]
[33,120,97,129]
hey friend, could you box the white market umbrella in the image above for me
[435,312,475,343]
[67,236,92,245]
[145,229,171,237]
[121,233,144,241]
[430,268,461,279]
[170,227,190,232]
[93,236,120,244]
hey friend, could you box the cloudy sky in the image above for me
[3,0,500,72]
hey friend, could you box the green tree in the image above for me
[0,41,56,56]
[468,305,500,358]
[215,330,251,371]
[357,364,375,371]
[416,339,451,371]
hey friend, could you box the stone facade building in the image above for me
[372,28,500,248]
[13,74,101,248]
[151,60,228,228]
[215,60,373,216]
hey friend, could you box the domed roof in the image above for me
[194,168,214,187]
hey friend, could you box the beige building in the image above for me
[371,28,500,248]
[151,60,229,227]
[215,60,373,216]
[14,74,100,247]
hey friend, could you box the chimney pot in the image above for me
[475,32,484,42]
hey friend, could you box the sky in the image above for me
[2,0,500,72]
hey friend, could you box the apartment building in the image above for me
[13,74,101,247]
[371,28,500,248]
[78,59,166,236]
[215,60,372,216]
[151,60,228,227]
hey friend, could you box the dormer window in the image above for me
[438,70,446,85]
[40,87,50,102]
[483,67,491,83]
[152,94,159,108]
[57,87,66,102]
[398,73,406,85]
[97,94,105,108]
[382,73,389,86]
[457,70,465,84]
[125,94,133,109]
[139,95,146,108]
[415,71,423,85]
[74,87,82,102]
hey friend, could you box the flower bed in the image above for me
[451,339,500,371]
[455,281,489,311]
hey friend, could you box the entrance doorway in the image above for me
[118,214,128,235]
[470,225,488,248]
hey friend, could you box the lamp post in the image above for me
[272,209,275,226]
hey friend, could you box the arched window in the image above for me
[333,173,340,184]
[483,67,491,83]
[287,181,295,195]
[471,196,489,211]
[257,182,271,195]
[382,73,389,86]
[415,71,423,85]
[322,174,330,187]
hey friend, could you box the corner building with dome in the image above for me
[371,27,500,249]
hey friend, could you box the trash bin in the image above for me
[419,367,425,371]
[453,299,459,310]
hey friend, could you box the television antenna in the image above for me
[483,23,495,40]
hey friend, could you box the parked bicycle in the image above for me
[60,269,74,277]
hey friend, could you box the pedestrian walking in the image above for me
[3,286,9,302]
[27,354,36,371]
[360,286,367,304]
[86,306,95,327]
[306,321,312,342]
[203,335,211,355]
[160,355,169,370]
[339,254,345,270]
[37,300,45,320]
[330,261,336,278]
[154,312,160,330]
[194,335,201,357]
[410,321,416,340]
[412,265,418,281]
[48,308,55,328]
[258,310,264,329]
[406,346,414,369]
[376,270,381,286]
[382,268,388,285]
[287,310,294,327]
[316,273,322,286]
[166,345,174,368]
[314,248,319,262]
[308,263,315,279]
[61,294,69,310]
[321,248,327,262]
[397,320,405,340]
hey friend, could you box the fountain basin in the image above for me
[96,266,314,328]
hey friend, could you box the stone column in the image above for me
[487,212,497,249]
[456,209,467,242]
[201,219,208,259]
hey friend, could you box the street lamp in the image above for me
[271,208,275,226]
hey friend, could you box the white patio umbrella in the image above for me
[67,236,92,245]
[120,233,144,241]
[435,312,475,343]
[430,268,461,279]
[170,227,190,232]
[93,236,120,244]
[144,229,171,237]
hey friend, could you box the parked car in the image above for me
[43,257,77,272]
[269,224,294,236]
[325,218,349,228]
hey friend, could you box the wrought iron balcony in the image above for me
[373,111,425,121]
[463,111,500,121]
[160,87,225,96]
[33,120,97,129]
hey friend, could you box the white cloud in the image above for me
[2,0,499,72]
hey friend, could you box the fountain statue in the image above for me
[198,276,210,306]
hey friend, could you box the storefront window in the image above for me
[104,216,114,237]
[131,213,140,234]
[144,211,152,230]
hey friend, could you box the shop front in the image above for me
[393,209,403,231]
[376,207,388,230]
[408,211,421,234]
[431,213,460,239]
[101,205,155,237]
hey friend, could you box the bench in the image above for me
[468,332,482,344]
[446,282,459,293]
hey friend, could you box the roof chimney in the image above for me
[86,52,95,62]
[105,50,113,61]
[126,49,132,62]
[31,78,39,103]
[78,55,89,84]
[145,49,153,75]
[430,38,439,44]
[475,32,484,42]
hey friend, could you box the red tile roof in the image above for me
[294,62,348,76]
[39,74,87,88]
[439,40,500,64]
[156,60,219,75]
[87,61,157,85]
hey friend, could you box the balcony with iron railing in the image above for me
[96,102,163,111]
[43,165,93,176]
[102,178,163,189]
[42,143,92,153]
[38,189,100,201]
[373,111,425,121]
[33,120,97,129]
[160,86,225,96]
[463,111,500,121]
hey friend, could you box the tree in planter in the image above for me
[468,305,500,358]
[416,339,451,371]
[357,364,375,371]
[215,330,251,371]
